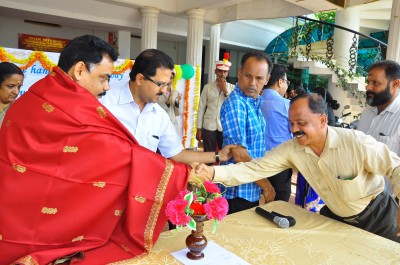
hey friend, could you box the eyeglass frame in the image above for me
[281,78,291,86]
[141,73,170,89]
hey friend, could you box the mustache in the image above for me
[293,131,305,136]
[366,91,375,98]
[98,91,107,97]
[156,91,163,96]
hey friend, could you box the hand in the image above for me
[218,144,237,162]
[196,129,202,142]
[216,77,228,95]
[194,163,214,181]
[231,145,252,163]
[256,179,275,204]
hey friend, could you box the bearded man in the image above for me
[357,60,400,196]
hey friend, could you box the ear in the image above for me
[320,114,328,126]
[135,73,145,85]
[264,74,271,86]
[68,61,86,81]
[392,79,400,90]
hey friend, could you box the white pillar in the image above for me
[208,24,220,84]
[186,9,206,66]
[333,7,360,70]
[140,7,159,51]
[386,0,400,61]
[117,30,131,59]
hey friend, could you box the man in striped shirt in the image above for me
[220,50,275,214]
[358,60,400,197]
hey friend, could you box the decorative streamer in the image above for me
[182,79,190,147]
[190,65,201,148]
[0,47,133,74]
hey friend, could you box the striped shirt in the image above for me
[220,85,266,202]
[357,94,400,156]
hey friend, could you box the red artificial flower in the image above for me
[190,202,206,215]
[204,196,229,221]
[165,199,191,226]
[203,181,220,194]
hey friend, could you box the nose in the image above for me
[104,81,111,91]
[160,86,168,94]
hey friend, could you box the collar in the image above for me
[294,126,339,155]
[370,93,400,115]
[119,81,157,112]
[234,84,263,108]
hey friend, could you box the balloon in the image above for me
[181,64,195,80]
[174,65,182,80]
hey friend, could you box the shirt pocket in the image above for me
[146,135,160,152]
[333,175,365,202]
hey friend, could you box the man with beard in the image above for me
[101,49,233,165]
[357,60,400,196]
[196,93,400,242]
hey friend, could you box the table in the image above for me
[114,201,400,264]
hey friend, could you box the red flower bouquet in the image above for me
[165,181,229,233]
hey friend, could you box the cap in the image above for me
[216,52,231,71]
[216,60,232,71]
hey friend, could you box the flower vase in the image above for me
[185,214,208,260]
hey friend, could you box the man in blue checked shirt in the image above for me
[220,50,275,214]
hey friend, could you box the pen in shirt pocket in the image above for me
[152,135,159,139]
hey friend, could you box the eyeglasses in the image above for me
[142,74,170,89]
[281,79,291,85]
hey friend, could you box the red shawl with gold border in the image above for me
[0,67,189,264]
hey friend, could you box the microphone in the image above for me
[271,211,296,227]
[255,207,290,228]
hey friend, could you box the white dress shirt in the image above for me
[100,81,183,158]
[357,94,400,156]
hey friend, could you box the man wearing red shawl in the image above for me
[0,35,191,264]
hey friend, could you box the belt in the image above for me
[342,191,386,224]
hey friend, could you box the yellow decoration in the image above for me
[191,65,201,148]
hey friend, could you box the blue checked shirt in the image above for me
[219,85,266,202]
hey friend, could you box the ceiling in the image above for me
[0,0,393,51]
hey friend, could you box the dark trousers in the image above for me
[268,169,292,202]
[320,190,399,243]
[202,129,223,152]
[227,197,259,215]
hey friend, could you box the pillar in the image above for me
[333,7,360,70]
[116,30,131,59]
[386,0,400,61]
[186,9,206,66]
[208,24,220,83]
[140,7,159,51]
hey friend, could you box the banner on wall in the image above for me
[0,47,200,148]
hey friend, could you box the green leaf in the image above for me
[196,197,205,202]
[184,192,194,206]
[187,218,196,230]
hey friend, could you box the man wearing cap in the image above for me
[196,55,235,157]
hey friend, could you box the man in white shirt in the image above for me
[358,60,400,196]
[100,49,233,164]
[196,57,235,154]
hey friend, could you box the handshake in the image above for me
[189,163,215,184]
[188,144,249,184]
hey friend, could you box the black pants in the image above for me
[227,197,259,215]
[202,129,223,152]
[320,190,399,243]
[268,169,292,202]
